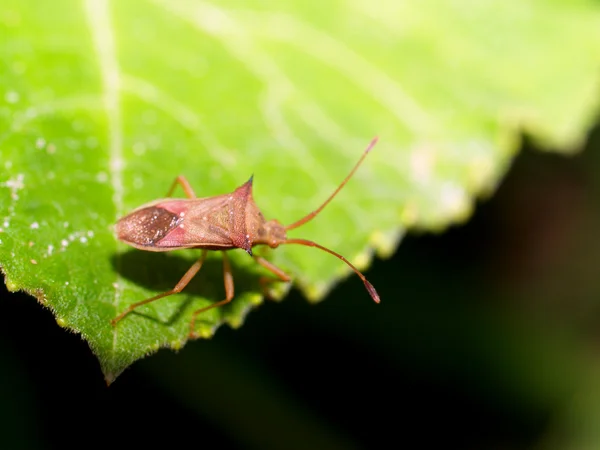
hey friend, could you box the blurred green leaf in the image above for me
[0,0,599,381]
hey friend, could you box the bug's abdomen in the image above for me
[115,206,183,250]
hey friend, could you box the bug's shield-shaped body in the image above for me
[115,178,280,255]
[111,138,380,337]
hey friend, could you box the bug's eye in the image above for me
[115,206,182,246]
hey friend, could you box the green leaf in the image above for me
[1,0,599,382]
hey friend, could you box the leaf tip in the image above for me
[104,372,116,386]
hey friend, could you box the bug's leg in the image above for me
[111,250,209,326]
[165,175,197,199]
[189,251,234,338]
[253,256,291,299]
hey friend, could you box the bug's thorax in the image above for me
[233,178,288,250]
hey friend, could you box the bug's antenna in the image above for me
[283,238,380,303]
[285,137,379,231]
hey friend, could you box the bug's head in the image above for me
[255,219,287,248]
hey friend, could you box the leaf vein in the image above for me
[84,0,123,361]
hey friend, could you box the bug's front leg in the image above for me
[166,175,197,199]
[189,251,235,338]
[253,255,291,299]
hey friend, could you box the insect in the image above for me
[112,137,380,337]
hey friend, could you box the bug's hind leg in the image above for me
[111,249,209,326]
[189,251,234,338]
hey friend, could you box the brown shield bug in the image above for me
[112,138,380,336]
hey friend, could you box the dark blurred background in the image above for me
[1,125,599,450]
